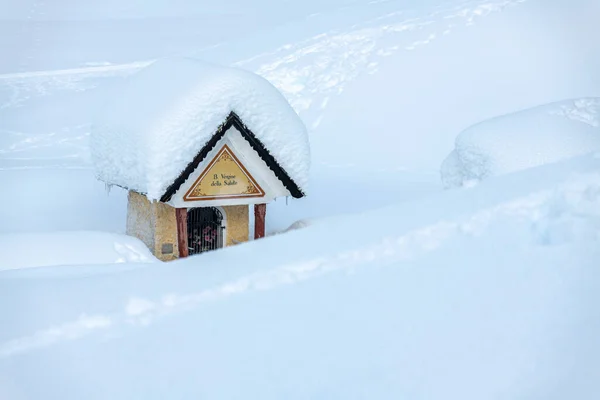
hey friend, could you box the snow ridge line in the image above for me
[1,171,598,359]
[0,61,153,81]
[0,0,527,120]
[0,0,525,86]
[233,0,529,119]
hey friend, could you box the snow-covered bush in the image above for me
[441,98,600,188]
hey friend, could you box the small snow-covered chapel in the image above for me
[91,58,309,261]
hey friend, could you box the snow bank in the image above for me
[1,154,599,399]
[441,98,600,187]
[90,57,309,200]
[0,231,157,271]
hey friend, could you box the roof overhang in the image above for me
[160,112,305,203]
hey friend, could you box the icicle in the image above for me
[105,183,113,196]
[286,196,289,206]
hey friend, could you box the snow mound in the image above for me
[90,57,309,200]
[0,231,157,271]
[441,98,600,188]
[269,218,313,236]
[283,219,313,232]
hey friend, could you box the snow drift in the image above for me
[1,154,599,399]
[441,98,600,187]
[0,231,157,271]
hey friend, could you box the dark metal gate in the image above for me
[187,207,225,255]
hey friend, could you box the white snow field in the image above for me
[1,0,600,397]
[1,154,599,399]
[442,97,600,187]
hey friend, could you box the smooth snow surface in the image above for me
[0,231,157,271]
[91,58,309,200]
[441,98,600,187]
[1,154,599,399]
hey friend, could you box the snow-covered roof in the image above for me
[91,57,309,200]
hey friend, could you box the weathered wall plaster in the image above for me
[223,205,249,247]
[127,191,179,262]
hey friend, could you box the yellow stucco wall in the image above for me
[154,201,179,262]
[223,205,249,247]
[127,191,179,262]
[127,192,250,260]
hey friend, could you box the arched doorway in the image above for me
[187,207,225,255]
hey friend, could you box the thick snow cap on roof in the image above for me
[91,57,310,200]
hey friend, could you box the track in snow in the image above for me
[0,0,526,170]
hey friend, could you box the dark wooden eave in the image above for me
[160,112,305,203]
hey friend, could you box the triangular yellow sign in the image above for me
[183,145,265,201]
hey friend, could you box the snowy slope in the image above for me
[0,0,377,73]
[1,154,599,399]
